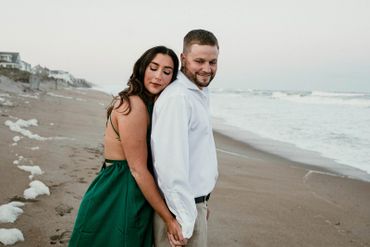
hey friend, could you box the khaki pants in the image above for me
[154,202,208,247]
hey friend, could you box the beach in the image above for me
[1,82,370,246]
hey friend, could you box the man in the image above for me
[151,29,219,246]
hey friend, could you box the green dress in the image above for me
[69,104,154,247]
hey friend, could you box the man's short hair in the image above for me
[183,29,219,53]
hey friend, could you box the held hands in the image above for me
[166,218,188,246]
[166,207,211,246]
[167,233,188,247]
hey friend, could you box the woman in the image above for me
[69,46,183,246]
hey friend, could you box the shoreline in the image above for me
[212,118,370,183]
[1,83,370,246]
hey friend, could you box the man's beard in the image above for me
[181,66,215,89]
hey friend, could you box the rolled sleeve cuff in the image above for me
[164,191,197,239]
[180,219,196,239]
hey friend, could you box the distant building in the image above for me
[0,52,32,72]
[49,70,75,84]
[20,60,32,72]
[32,64,50,75]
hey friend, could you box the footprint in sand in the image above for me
[49,182,66,189]
[65,191,81,200]
[59,164,67,169]
[50,230,71,244]
[84,147,103,155]
[55,204,73,216]
[9,195,37,203]
[73,195,82,200]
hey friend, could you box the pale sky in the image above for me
[2,0,370,92]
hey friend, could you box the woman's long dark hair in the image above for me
[106,46,179,119]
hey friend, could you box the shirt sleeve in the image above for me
[151,94,197,239]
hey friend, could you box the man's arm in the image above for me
[151,94,197,239]
[118,96,185,243]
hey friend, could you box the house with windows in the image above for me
[0,52,32,72]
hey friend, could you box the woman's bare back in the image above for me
[103,97,149,160]
[104,100,128,160]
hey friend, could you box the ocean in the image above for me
[210,89,370,182]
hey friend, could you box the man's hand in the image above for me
[166,218,187,246]
[168,233,188,246]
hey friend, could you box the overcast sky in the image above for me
[2,0,370,92]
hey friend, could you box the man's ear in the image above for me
[180,53,186,65]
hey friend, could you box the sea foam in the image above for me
[23,180,50,199]
[0,202,24,223]
[0,228,24,245]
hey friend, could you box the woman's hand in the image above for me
[166,218,187,246]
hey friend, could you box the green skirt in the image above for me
[69,160,153,247]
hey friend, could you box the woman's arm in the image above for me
[116,96,184,244]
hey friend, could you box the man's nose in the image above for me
[203,63,211,73]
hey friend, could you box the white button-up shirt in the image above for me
[151,71,218,238]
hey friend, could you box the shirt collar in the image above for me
[177,71,209,95]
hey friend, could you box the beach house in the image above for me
[0,52,32,72]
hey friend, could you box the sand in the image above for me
[0,82,369,247]
[209,132,370,246]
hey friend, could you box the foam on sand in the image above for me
[46,92,73,99]
[4,118,47,141]
[13,156,24,165]
[0,97,13,106]
[23,180,50,199]
[5,118,75,141]
[12,136,22,146]
[0,202,24,223]
[0,228,24,245]
[47,92,86,102]
[12,136,21,142]
[19,94,39,99]
[17,165,44,179]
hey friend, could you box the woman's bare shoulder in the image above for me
[113,95,146,116]
[127,96,146,112]
[111,98,127,115]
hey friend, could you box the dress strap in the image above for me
[107,114,121,141]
